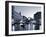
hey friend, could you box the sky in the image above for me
[13,6,41,18]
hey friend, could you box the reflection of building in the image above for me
[34,12,41,30]
[22,17,35,30]
[27,18,36,30]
